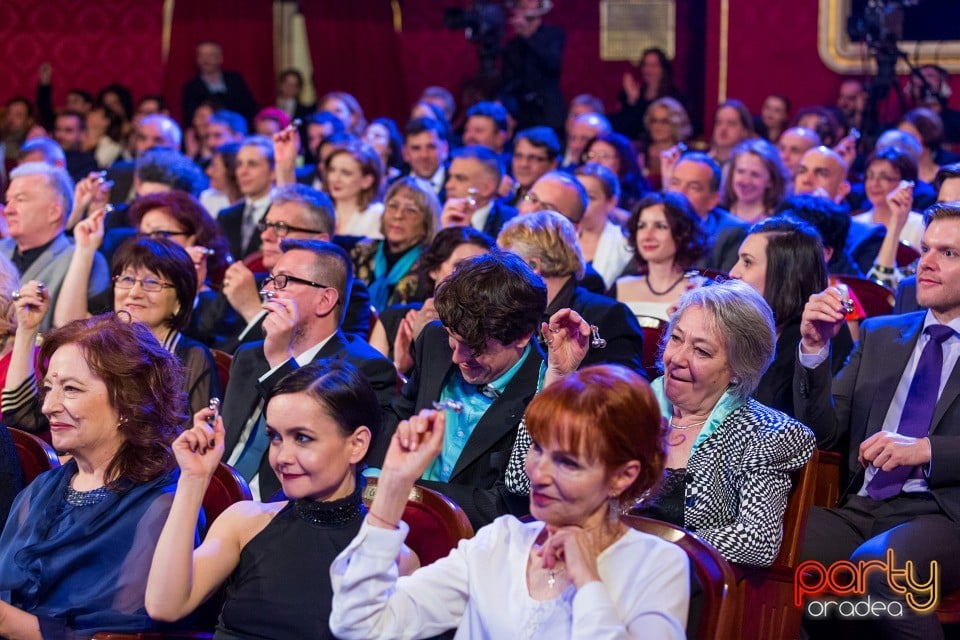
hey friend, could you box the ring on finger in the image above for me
[10,290,20,301]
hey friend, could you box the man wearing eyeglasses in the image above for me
[507,126,560,208]
[205,184,373,352]
[220,237,396,500]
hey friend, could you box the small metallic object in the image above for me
[676,141,688,153]
[291,118,303,128]
[590,324,607,349]
[206,397,221,424]
[259,288,277,301]
[36,282,46,298]
[836,283,855,315]
[103,203,115,215]
[465,187,479,210]
[10,290,19,302]
[94,170,107,183]
[850,127,861,141]
[432,399,464,413]
[199,247,216,256]
[901,179,915,189]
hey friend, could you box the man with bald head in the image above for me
[795,146,884,275]
[778,126,821,182]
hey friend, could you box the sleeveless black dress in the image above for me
[213,486,366,640]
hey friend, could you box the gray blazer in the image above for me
[0,233,110,331]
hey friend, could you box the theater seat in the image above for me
[363,478,474,566]
[10,427,60,484]
[211,350,233,391]
[202,463,252,531]
[832,275,894,317]
[621,514,738,640]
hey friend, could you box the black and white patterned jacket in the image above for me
[506,398,815,567]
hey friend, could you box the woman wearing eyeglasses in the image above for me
[580,131,648,212]
[47,207,220,417]
[350,177,440,312]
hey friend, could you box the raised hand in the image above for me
[184,246,211,289]
[541,308,590,383]
[381,409,446,483]
[858,431,931,472]
[622,71,641,105]
[799,287,847,354]
[73,206,106,252]
[885,180,914,233]
[393,312,415,374]
[173,406,226,480]
[409,298,439,342]
[833,134,858,168]
[12,280,50,335]
[262,296,301,368]
[659,143,685,188]
[222,261,260,320]
[272,125,300,186]
[440,198,472,229]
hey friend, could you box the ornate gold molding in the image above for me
[819,0,960,74]
[599,0,675,63]
[718,0,729,103]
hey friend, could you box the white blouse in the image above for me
[340,201,385,239]
[330,515,689,640]
[590,222,634,290]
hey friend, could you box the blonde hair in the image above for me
[645,97,693,141]
[497,210,585,280]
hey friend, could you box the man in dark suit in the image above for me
[203,184,371,351]
[221,238,395,501]
[440,145,517,238]
[662,151,747,273]
[182,41,257,126]
[506,126,560,208]
[401,117,448,200]
[217,135,275,260]
[375,252,547,528]
[794,202,960,638]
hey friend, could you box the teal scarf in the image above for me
[651,376,745,455]
[368,242,421,311]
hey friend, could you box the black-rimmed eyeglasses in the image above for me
[262,273,330,290]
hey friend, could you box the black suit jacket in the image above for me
[217,202,264,260]
[695,207,748,273]
[846,218,886,276]
[482,200,517,238]
[222,331,397,500]
[375,321,542,527]
[543,278,645,375]
[182,70,258,125]
[793,312,960,522]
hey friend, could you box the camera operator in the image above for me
[499,0,565,134]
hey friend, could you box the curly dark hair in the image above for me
[582,131,648,210]
[434,251,546,357]
[626,192,709,273]
[39,314,187,488]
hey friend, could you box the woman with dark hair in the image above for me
[574,163,633,289]
[364,117,405,183]
[899,107,960,184]
[612,192,709,321]
[51,211,221,415]
[0,313,187,638]
[756,94,791,143]
[319,91,367,136]
[581,131,648,211]
[611,47,684,141]
[147,359,415,639]
[793,106,843,148]
[324,141,385,238]
[201,141,243,217]
[84,104,125,168]
[351,177,439,312]
[709,99,754,167]
[855,147,923,287]
[368,226,495,374]
[721,138,788,224]
[729,217,854,415]
[330,364,689,638]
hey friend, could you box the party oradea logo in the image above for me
[794,549,939,619]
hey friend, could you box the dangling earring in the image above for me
[608,494,621,524]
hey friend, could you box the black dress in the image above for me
[630,467,687,527]
[214,486,366,640]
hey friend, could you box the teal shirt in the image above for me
[423,344,533,482]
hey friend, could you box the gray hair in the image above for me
[664,280,776,401]
[140,114,183,150]
[272,184,336,235]
[135,148,206,196]
[10,162,74,222]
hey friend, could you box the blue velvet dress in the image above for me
[0,460,178,636]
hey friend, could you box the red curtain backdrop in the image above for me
[0,0,163,110]
[162,0,275,124]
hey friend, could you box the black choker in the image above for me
[294,483,367,527]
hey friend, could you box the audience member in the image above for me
[611,47,683,141]
[419,85,456,123]
[218,136,276,258]
[560,112,610,171]
[796,201,960,638]
[462,101,509,155]
[205,110,248,153]
[318,92,367,136]
[182,41,258,125]
[775,193,862,277]
[441,145,517,237]
[640,96,692,190]
[253,107,290,137]
[275,68,314,123]
[200,141,242,216]
[709,99,754,167]
[50,111,99,182]
[401,117,449,198]
[0,314,187,637]
[756,93,790,142]
[899,107,959,184]
[323,140,384,238]
[720,138,788,224]
[581,131,648,211]
[508,126,560,207]
[612,191,708,321]
[331,365,689,639]
[221,239,395,500]
[776,126,821,182]
[573,163,633,288]
[631,280,815,566]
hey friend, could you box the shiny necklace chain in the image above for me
[646,273,686,296]
[669,417,708,431]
